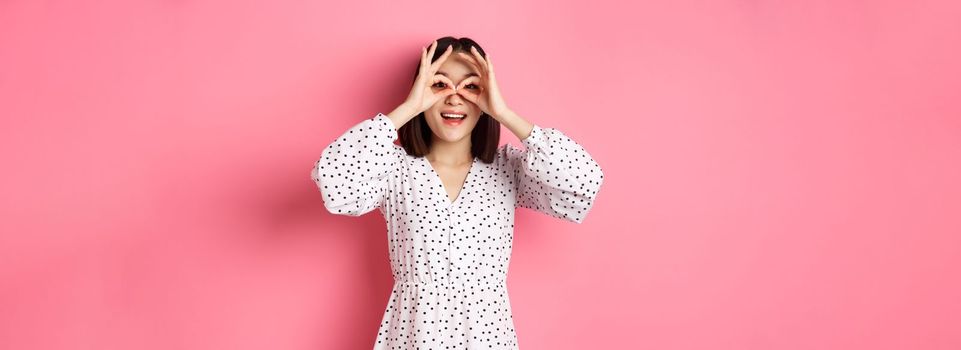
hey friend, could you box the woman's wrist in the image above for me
[386,103,417,130]
[495,109,534,141]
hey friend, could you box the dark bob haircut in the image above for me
[397,36,500,164]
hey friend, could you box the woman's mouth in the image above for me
[441,113,466,126]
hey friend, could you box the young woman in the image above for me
[311,36,604,349]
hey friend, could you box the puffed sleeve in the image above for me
[310,113,403,216]
[501,124,604,224]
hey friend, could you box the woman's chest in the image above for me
[383,157,517,227]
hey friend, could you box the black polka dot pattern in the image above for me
[311,113,604,349]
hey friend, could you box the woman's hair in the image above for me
[398,36,500,164]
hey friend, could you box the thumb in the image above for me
[457,89,477,102]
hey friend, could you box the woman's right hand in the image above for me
[402,40,457,116]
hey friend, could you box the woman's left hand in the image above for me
[455,46,512,121]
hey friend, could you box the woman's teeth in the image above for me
[441,113,466,119]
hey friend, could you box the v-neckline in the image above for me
[423,155,476,207]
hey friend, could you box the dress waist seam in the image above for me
[393,279,507,287]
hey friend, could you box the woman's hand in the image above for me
[402,40,457,116]
[454,46,512,120]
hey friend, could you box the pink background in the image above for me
[2,0,960,349]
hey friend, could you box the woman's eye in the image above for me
[432,82,448,88]
[465,84,479,89]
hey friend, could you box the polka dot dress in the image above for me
[311,113,604,349]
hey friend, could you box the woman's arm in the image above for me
[311,40,459,216]
[310,113,403,216]
[499,111,605,224]
[453,46,605,223]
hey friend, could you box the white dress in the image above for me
[311,113,604,349]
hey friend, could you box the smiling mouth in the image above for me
[441,113,466,119]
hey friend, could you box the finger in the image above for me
[455,51,485,73]
[455,77,481,95]
[419,44,435,80]
[426,40,438,62]
[458,52,489,83]
[429,46,453,74]
[430,89,455,102]
[417,46,431,83]
[456,75,481,90]
[454,53,484,75]
[433,84,457,103]
[432,74,456,89]
[456,88,479,104]
[454,84,475,98]
[434,74,454,88]
[469,46,489,72]
[419,46,427,72]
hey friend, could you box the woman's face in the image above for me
[424,51,483,143]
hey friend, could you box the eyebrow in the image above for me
[437,71,479,78]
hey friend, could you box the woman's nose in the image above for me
[446,90,464,104]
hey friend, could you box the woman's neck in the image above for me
[427,137,473,165]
